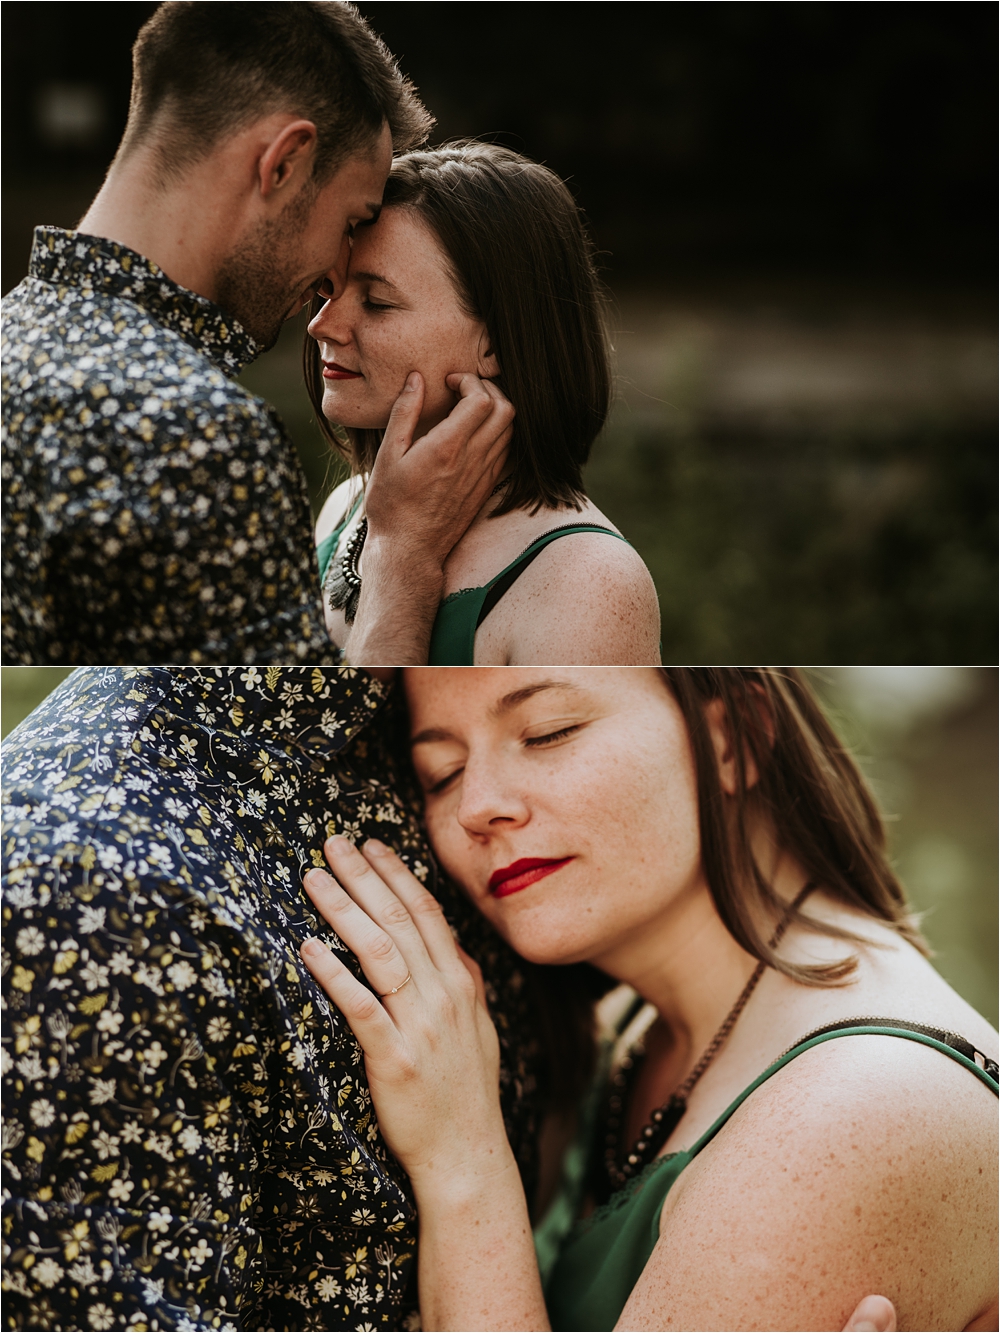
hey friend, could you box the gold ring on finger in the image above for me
[379,972,412,999]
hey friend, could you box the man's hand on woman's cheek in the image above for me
[364,369,513,568]
[344,371,513,664]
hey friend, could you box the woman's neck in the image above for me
[591,852,811,1066]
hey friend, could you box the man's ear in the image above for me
[477,333,500,380]
[258,118,318,199]
[703,695,767,795]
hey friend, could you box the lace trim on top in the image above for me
[571,1150,686,1236]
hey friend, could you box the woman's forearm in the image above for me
[412,1150,551,1332]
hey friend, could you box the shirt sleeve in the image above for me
[2,863,273,1331]
[43,388,341,666]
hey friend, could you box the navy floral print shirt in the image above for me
[1,228,337,666]
[1,668,541,1330]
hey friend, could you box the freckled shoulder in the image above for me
[620,1033,998,1332]
[474,531,662,665]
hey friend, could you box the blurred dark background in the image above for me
[3,2,996,661]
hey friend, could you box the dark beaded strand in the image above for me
[600,882,816,1196]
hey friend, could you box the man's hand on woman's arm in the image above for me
[344,371,513,666]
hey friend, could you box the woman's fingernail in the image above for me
[365,838,388,855]
[301,937,325,958]
[327,835,351,853]
[404,371,419,390]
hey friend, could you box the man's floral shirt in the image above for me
[1,228,337,665]
[1,668,542,1330]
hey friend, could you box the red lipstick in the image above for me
[322,361,362,380]
[488,857,573,899]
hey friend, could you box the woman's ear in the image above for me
[703,697,762,796]
[477,332,500,379]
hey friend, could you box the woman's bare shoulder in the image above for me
[473,502,662,664]
[315,474,364,546]
[619,1031,997,1331]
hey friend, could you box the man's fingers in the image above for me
[425,379,497,446]
[300,938,399,1060]
[380,371,426,457]
[842,1295,897,1332]
[444,370,494,399]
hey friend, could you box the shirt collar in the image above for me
[29,226,261,377]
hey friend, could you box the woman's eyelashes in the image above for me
[427,766,463,795]
[523,723,584,748]
[423,723,585,793]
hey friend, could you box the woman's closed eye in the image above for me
[427,766,463,795]
[361,298,395,313]
[523,723,584,748]
[420,724,586,795]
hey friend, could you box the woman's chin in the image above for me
[321,389,390,432]
[491,916,596,968]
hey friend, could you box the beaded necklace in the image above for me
[326,477,512,626]
[598,882,816,1199]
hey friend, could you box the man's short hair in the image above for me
[123,1,432,182]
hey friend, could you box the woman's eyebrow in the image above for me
[410,726,454,748]
[410,682,586,747]
[491,680,584,717]
[350,269,399,290]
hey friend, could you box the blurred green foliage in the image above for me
[1,666,73,741]
[2,665,995,1026]
[588,422,994,664]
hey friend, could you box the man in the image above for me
[1,3,512,666]
[0,666,540,1330]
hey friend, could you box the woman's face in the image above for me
[404,668,706,971]
[307,206,497,437]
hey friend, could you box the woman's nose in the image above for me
[456,757,531,838]
[307,288,353,346]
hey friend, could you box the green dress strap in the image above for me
[544,1023,998,1332]
[428,524,629,666]
[316,491,364,587]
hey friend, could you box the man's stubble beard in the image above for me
[215,185,318,353]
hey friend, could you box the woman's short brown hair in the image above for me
[527,668,928,1108]
[304,141,612,516]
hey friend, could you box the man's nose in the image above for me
[318,231,353,303]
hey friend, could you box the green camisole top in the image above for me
[543,1021,999,1332]
[427,524,630,665]
[316,516,630,667]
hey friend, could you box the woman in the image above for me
[304,143,661,666]
[297,668,997,1331]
